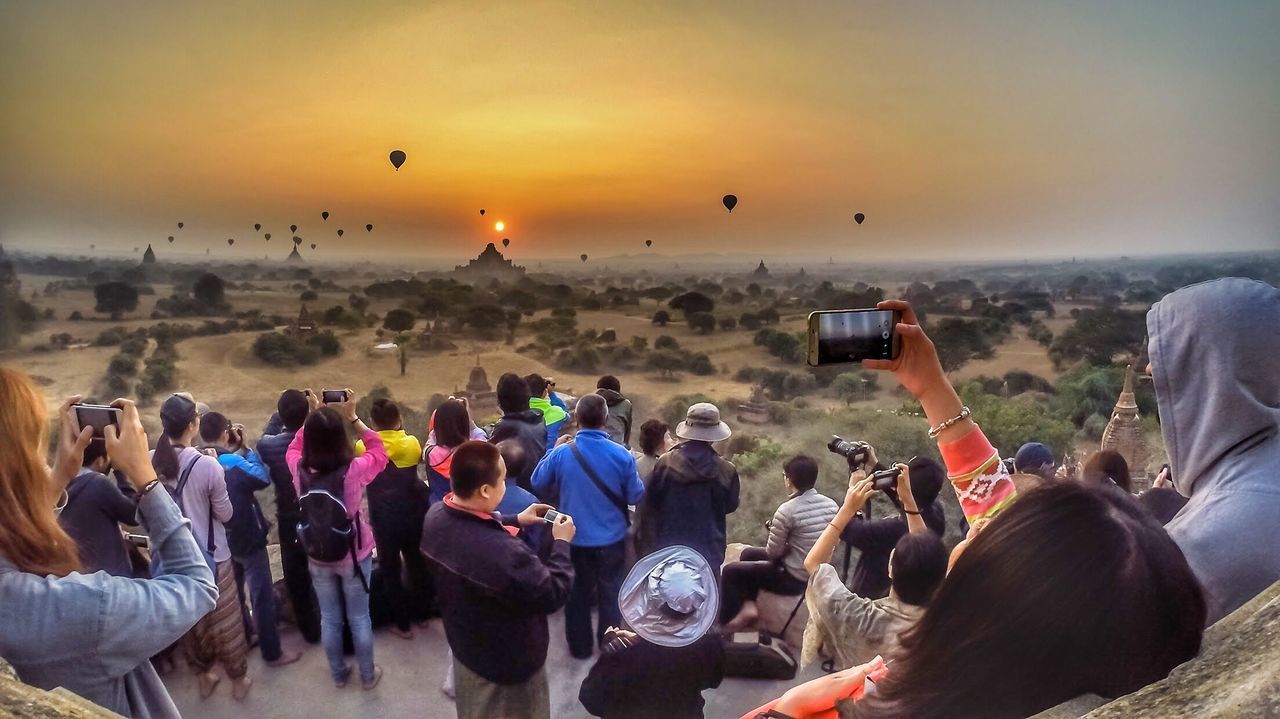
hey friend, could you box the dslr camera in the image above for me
[828,435,871,469]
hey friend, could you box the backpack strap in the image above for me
[569,440,630,527]
[173,455,216,556]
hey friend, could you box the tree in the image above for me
[193,273,227,308]
[668,291,714,317]
[652,310,671,326]
[757,306,780,324]
[654,334,680,350]
[300,290,318,302]
[1048,306,1147,368]
[718,316,737,331]
[93,282,139,319]
[648,349,684,378]
[383,308,416,332]
[739,312,761,330]
[832,372,878,405]
[687,311,716,334]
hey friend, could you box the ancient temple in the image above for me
[753,260,770,277]
[142,244,156,264]
[454,243,525,279]
[454,361,498,414]
[737,385,770,425]
[289,305,316,336]
[1101,365,1150,491]
[287,245,303,262]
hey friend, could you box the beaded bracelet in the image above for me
[927,406,971,439]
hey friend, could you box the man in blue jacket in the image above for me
[532,394,645,659]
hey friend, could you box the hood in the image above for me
[1147,278,1280,497]
[66,470,98,503]
[669,441,724,484]
[376,429,422,469]
[529,397,568,425]
[426,444,457,477]
[596,388,627,407]
[503,408,545,425]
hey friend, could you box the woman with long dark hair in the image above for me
[0,368,216,717]
[424,397,487,505]
[286,389,388,690]
[744,301,1206,719]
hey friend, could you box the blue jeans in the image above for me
[232,548,282,662]
[309,557,375,683]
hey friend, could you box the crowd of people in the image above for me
[0,276,1277,719]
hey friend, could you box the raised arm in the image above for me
[864,300,1016,523]
[804,473,875,576]
[894,463,928,535]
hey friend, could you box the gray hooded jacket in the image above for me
[1149,277,1280,625]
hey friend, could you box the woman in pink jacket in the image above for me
[288,389,388,690]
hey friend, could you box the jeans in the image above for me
[310,556,375,683]
[370,506,431,631]
[232,547,282,662]
[278,512,322,643]
[566,541,626,658]
[719,546,808,623]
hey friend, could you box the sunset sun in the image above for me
[494,221,505,232]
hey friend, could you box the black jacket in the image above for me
[638,441,740,569]
[840,500,945,600]
[596,388,634,448]
[579,634,724,718]
[489,408,547,490]
[420,500,573,685]
[217,449,272,558]
[257,421,301,520]
[59,470,138,577]
[367,462,428,531]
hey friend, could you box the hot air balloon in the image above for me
[366,224,373,232]
[90,244,96,251]
[389,149,406,170]
[254,223,261,231]
[722,194,738,213]
[227,238,235,246]
[580,254,588,263]
[337,229,344,237]
[310,243,317,250]
[177,222,184,229]
[293,236,302,246]
[321,211,329,221]
[290,224,298,233]
[645,240,653,248]
[133,247,139,253]
[479,209,486,216]
[854,212,865,225]
[502,238,510,248]
[168,236,174,243]
[264,233,271,241]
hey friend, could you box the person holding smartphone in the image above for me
[58,428,139,578]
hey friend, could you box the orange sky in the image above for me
[1,1,1277,261]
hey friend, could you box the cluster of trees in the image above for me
[252,330,342,367]
[154,273,231,317]
[927,317,1011,372]
[0,250,39,349]
[753,328,804,363]
[1048,305,1147,368]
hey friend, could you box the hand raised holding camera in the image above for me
[550,512,577,543]
[102,399,159,491]
[54,396,94,487]
[303,388,321,412]
[840,473,876,518]
[517,503,555,527]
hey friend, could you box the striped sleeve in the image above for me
[938,425,1017,523]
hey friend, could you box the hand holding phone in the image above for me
[321,389,348,404]
[807,309,903,367]
[543,509,564,524]
[74,403,123,440]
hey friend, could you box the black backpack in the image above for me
[297,465,369,591]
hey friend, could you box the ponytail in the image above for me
[152,432,180,481]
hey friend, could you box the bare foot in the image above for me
[231,677,252,701]
[265,649,302,667]
[724,602,760,632]
[197,671,221,699]
[390,626,415,640]
[361,665,383,690]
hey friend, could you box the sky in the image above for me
[1,0,1277,262]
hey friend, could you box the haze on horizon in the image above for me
[1,0,1277,262]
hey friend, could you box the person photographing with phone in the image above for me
[421,440,576,719]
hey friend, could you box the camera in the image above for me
[828,435,870,467]
[870,466,902,491]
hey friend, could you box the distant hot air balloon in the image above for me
[168,236,174,243]
[337,229,344,237]
[722,195,738,213]
[254,223,261,231]
[854,212,865,225]
[645,240,653,248]
[580,254,588,263]
[311,243,317,250]
[321,211,329,221]
[290,224,298,233]
[90,244,96,251]
[502,238,510,248]
[366,224,373,232]
[389,149,406,170]
[479,209,486,216]
[264,233,271,241]
[292,236,302,246]
[227,238,235,246]
[177,222,184,229]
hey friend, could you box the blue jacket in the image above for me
[215,449,272,557]
[532,429,644,547]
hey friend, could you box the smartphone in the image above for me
[807,309,902,367]
[125,533,150,549]
[543,509,564,524]
[73,403,122,440]
[321,389,347,404]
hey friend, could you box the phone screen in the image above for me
[807,309,901,366]
[543,509,563,524]
[74,404,121,438]
[321,389,346,404]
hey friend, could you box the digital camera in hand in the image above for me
[870,466,902,491]
[543,509,564,524]
[828,436,871,467]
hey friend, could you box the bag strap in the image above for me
[569,441,630,527]
[173,455,216,556]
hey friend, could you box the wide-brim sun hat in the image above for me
[618,545,719,648]
[675,402,731,443]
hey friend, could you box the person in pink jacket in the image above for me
[287,389,388,690]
